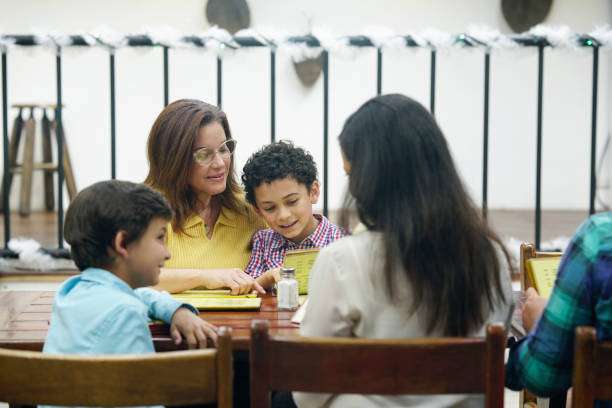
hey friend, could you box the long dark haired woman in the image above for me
[145,99,266,294]
[294,94,513,407]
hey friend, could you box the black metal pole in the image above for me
[163,46,169,107]
[110,52,116,179]
[377,47,382,96]
[589,46,599,215]
[430,49,436,115]
[535,44,544,250]
[2,49,9,248]
[323,50,329,218]
[217,56,222,108]
[56,46,65,248]
[270,49,276,143]
[482,51,490,219]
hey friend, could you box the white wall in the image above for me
[0,0,610,212]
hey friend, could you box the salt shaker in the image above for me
[277,267,299,311]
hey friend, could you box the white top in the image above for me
[294,230,513,408]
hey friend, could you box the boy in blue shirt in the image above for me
[241,141,346,289]
[44,180,217,355]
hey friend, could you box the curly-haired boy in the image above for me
[241,141,346,288]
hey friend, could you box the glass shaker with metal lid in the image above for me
[277,267,299,311]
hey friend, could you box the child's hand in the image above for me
[522,287,548,333]
[170,307,218,349]
[207,268,265,295]
[255,268,282,289]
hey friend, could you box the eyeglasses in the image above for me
[192,139,237,166]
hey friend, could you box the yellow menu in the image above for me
[172,289,258,298]
[171,290,261,310]
[171,297,262,310]
[283,249,320,295]
[525,257,562,299]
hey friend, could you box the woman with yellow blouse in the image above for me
[145,99,267,294]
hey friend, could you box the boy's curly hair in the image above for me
[241,141,318,207]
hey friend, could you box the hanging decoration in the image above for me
[205,0,251,35]
[1,24,609,53]
[502,0,554,33]
[293,54,323,87]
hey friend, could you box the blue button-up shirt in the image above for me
[44,267,196,355]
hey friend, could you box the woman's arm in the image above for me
[153,267,265,294]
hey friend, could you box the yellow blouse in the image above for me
[165,204,266,270]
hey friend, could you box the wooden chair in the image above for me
[519,242,565,408]
[249,320,506,408]
[572,326,612,407]
[0,326,233,408]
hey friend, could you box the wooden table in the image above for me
[0,291,300,351]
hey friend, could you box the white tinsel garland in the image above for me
[197,26,233,57]
[234,27,278,48]
[145,25,186,49]
[6,238,73,271]
[278,41,322,63]
[90,25,129,51]
[530,25,580,49]
[591,25,612,48]
[0,30,15,52]
[1,24,611,57]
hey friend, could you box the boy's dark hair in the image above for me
[64,180,172,271]
[241,141,318,207]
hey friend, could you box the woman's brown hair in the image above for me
[144,99,245,234]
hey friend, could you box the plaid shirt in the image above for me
[245,214,346,278]
[506,212,612,406]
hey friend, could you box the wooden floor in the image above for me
[0,211,64,248]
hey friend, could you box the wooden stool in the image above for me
[0,104,76,216]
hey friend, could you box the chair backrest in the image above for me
[249,320,506,408]
[0,326,233,408]
[572,326,612,408]
[519,243,564,407]
[520,242,563,291]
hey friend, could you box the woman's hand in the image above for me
[255,268,282,290]
[170,307,218,348]
[208,268,266,295]
[522,287,548,333]
[155,268,266,294]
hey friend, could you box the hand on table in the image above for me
[208,268,266,295]
[170,307,218,348]
[255,268,281,290]
[522,287,548,333]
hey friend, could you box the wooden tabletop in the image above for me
[0,291,299,352]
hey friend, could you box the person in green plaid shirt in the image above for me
[506,211,612,406]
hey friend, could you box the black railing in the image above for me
[0,31,607,254]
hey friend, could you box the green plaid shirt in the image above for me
[506,212,612,406]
